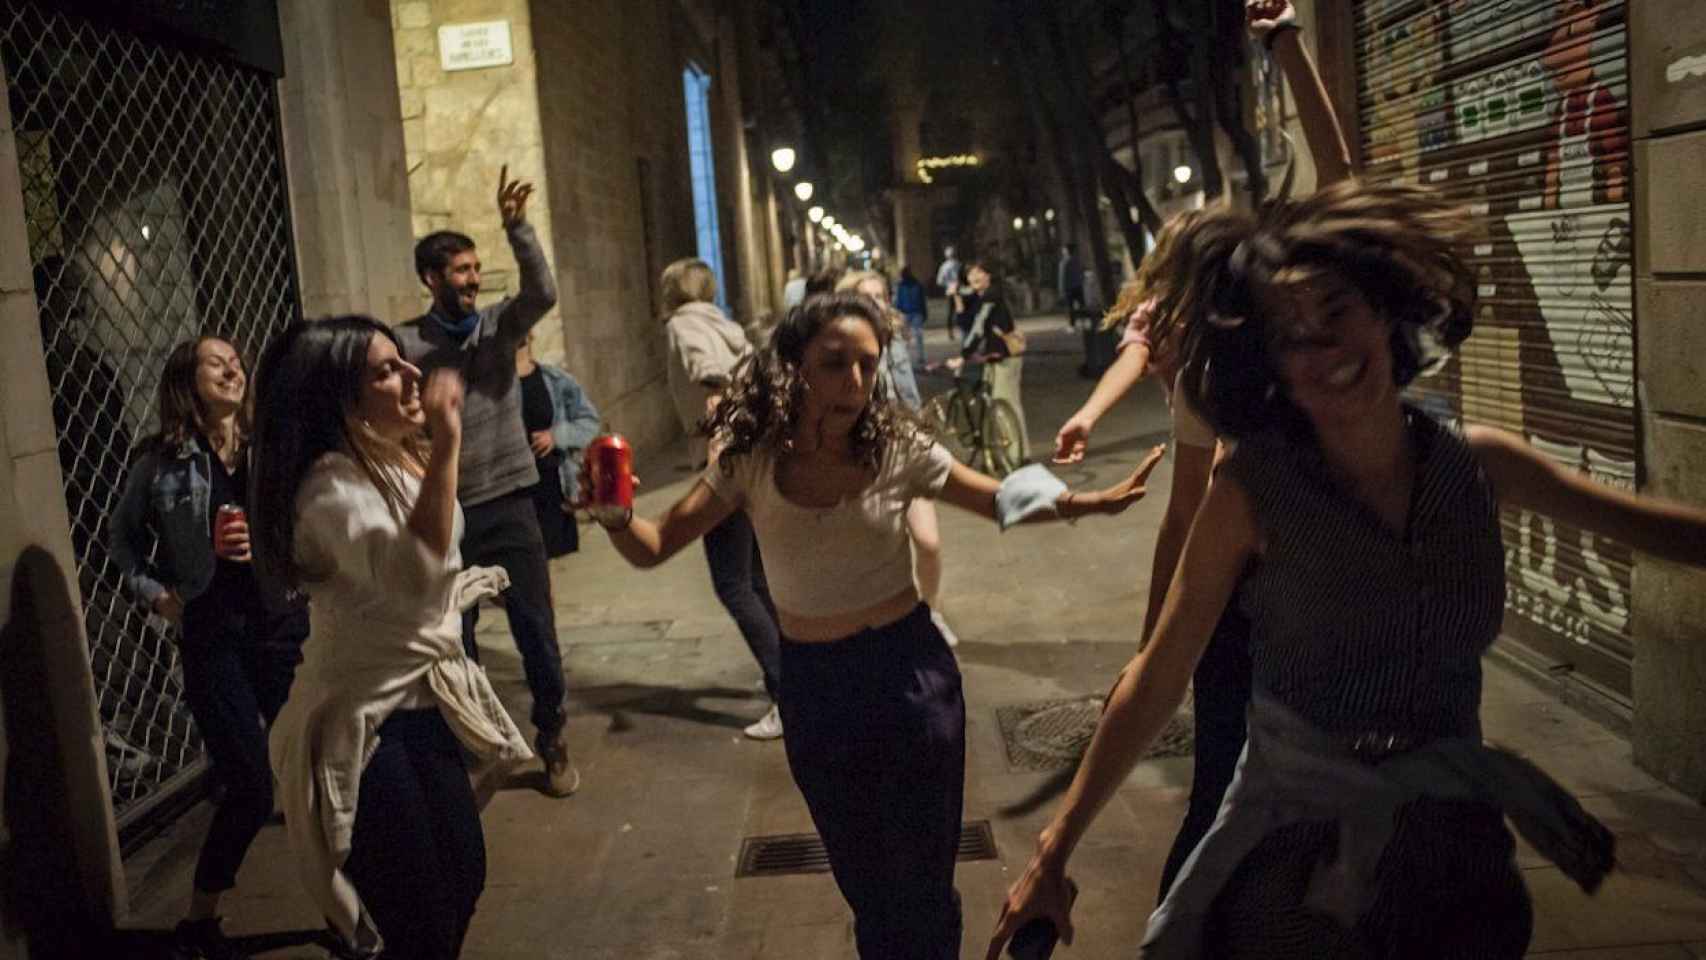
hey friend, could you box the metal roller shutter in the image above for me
[1354,0,1636,701]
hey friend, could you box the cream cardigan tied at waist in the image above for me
[270,565,533,956]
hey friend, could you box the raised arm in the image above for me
[1469,425,1706,567]
[936,445,1167,524]
[409,369,463,559]
[600,478,738,568]
[1053,335,1151,464]
[1249,0,1355,187]
[985,474,1258,958]
[495,165,559,344]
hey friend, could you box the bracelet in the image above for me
[1263,21,1301,52]
[598,507,634,532]
[1060,492,1079,526]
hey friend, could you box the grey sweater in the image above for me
[394,221,558,507]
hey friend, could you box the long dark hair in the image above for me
[706,291,923,473]
[1175,180,1479,440]
[152,335,251,451]
[249,316,427,590]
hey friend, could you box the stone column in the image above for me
[1630,1,1706,799]
[278,0,419,324]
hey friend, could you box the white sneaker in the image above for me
[743,704,783,741]
[931,609,960,648]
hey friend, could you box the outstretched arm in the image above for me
[985,475,1258,958]
[1249,0,1355,187]
[1054,341,1150,464]
[600,478,738,568]
[1141,440,1216,641]
[937,445,1167,524]
[1469,426,1706,567]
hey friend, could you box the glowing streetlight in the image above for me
[793,181,814,202]
[1174,164,1193,184]
[1012,216,1024,231]
[1028,216,1039,228]
[1045,209,1056,221]
[822,215,837,229]
[771,147,797,174]
[807,206,824,223]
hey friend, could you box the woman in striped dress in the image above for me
[987,181,1706,959]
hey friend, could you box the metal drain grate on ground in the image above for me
[736,820,998,878]
[995,696,1196,771]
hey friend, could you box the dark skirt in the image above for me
[529,453,577,558]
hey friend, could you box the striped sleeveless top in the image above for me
[1222,407,1505,744]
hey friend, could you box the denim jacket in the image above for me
[109,440,220,609]
[538,363,601,495]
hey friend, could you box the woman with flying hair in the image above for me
[587,291,1164,959]
[989,179,1706,958]
[1048,0,1358,904]
[250,316,531,960]
[110,335,310,960]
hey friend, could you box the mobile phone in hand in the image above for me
[1007,878,1078,960]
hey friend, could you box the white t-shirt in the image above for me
[702,437,955,617]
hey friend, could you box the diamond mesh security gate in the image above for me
[2,2,299,844]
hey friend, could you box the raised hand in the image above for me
[497,164,535,227]
[1246,0,1298,39]
[423,367,465,444]
[1053,410,1096,464]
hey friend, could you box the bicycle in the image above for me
[921,357,1026,478]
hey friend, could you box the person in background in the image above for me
[894,266,929,369]
[110,336,307,960]
[935,245,963,339]
[589,292,1165,959]
[839,271,958,647]
[516,332,601,559]
[1057,243,1085,322]
[953,263,1029,461]
[783,267,809,310]
[392,166,577,796]
[253,317,530,960]
[661,257,785,740]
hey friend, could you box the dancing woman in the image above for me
[251,317,531,960]
[988,180,1706,959]
[592,292,1163,959]
[110,336,307,960]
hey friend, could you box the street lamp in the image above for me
[1174,164,1193,184]
[808,206,824,223]
[771,146,797,174]
[1045,208,1055,221]
[1012,216,1024,231]
[793,181,814,202]
[822,215,837,229]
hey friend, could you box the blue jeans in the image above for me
[904,312,927,367]
[703,510,782,700]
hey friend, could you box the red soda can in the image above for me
[214,503,246,558]
[585,433,634,525]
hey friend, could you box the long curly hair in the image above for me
[1173,180,1480,440]
[705,291,925,473]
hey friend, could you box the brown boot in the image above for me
[537,730,580,798]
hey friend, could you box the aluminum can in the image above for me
[585,433,634,525]
[214,503,246,557]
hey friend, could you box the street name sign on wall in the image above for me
[439,21,514,72]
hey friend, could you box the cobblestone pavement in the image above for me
[124,315,1706,958]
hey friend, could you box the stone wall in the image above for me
[389,0,566,360]
[1630,0,1706,800]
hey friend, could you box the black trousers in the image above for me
[459,491,566,740]
[1158,602,1254,901]
[702,510,782,700]
[779,605,964,960]
[179,607,304,895]
[343,709,485,960]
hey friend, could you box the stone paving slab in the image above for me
[120,318,1706,958]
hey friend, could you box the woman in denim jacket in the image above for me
[109,336,307,960]
[515,332,601,557]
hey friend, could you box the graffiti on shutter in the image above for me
[1354,0,1635,698]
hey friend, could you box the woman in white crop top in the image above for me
[587,292,1163,959]
[251,316,530,960]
